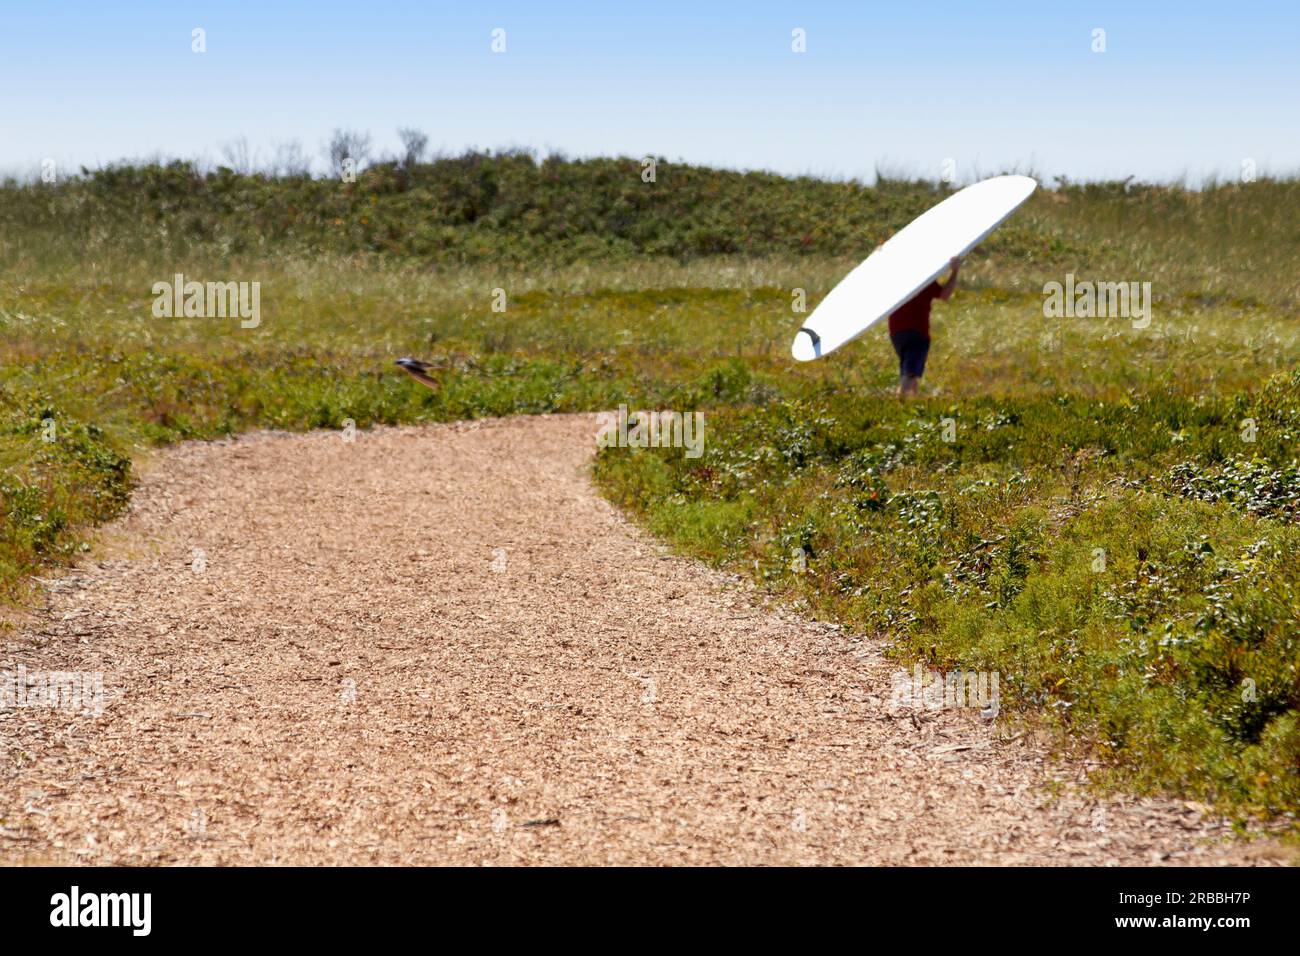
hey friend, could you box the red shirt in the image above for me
[888,281,941,339]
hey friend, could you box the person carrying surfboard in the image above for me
[888,256,960,397]
[791,177,1034,368]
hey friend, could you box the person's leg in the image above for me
[907,336,931,396]
[890,332,909,396]
[893,331,930,398]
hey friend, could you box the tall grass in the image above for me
[4,153,1297,304]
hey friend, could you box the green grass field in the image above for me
[3,153,1298,821]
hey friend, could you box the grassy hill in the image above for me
[2,153,1298,820]
[4,151,1298,305]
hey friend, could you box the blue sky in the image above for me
[1,1,1296,183]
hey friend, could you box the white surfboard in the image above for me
[792,175,1037,361]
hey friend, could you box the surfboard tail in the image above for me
[792,327,822,362]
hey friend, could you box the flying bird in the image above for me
[395,357,439,391]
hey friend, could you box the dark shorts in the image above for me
[890,329,931,378]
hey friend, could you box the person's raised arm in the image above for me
[937,256,961,300]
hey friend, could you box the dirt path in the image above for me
[0,415,1283,865]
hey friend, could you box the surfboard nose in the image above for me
[791,327,821,362]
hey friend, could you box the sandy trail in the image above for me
[0,415,1279,865]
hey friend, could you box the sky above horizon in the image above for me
[1,1,1296,184]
